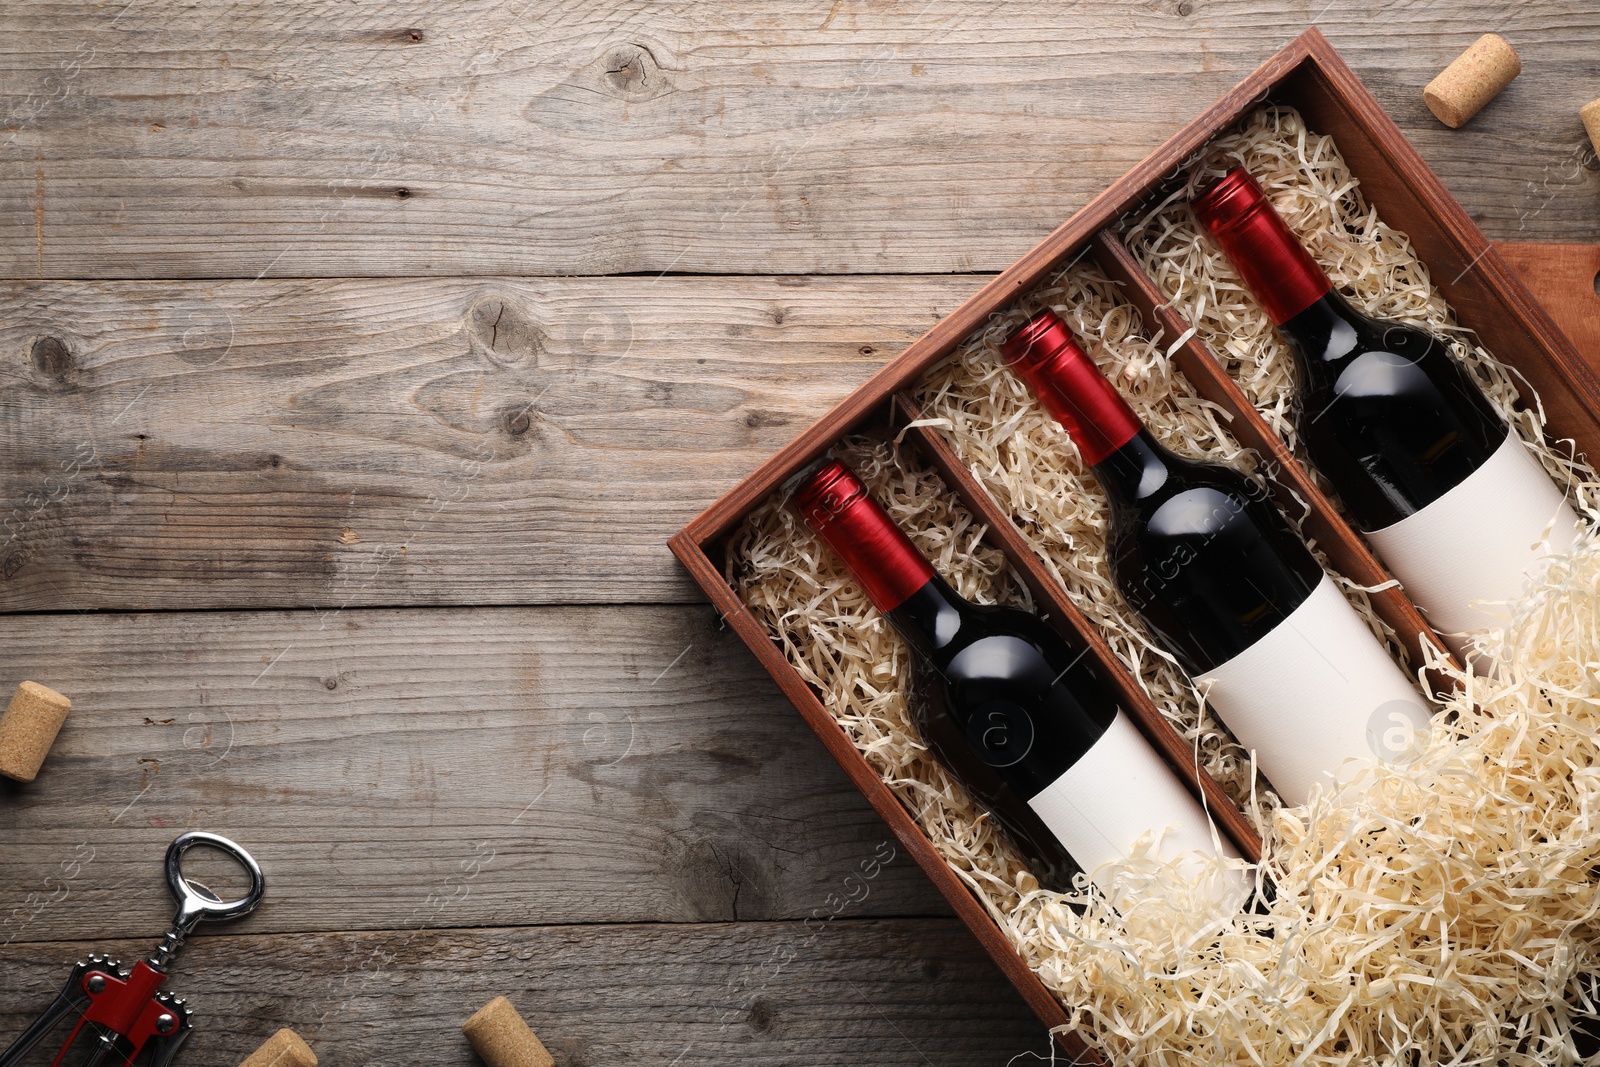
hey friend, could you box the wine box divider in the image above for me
[892,390,1265,862]
[669,29,1600,1059]
[1087,230,1460,687]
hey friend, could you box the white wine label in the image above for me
[1196,573,1429,806]
[1365,431,1583,660]
[1026,710,1242,900]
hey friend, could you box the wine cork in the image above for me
[1423,34,1521,128]
[1582,98,1600,161]
[237,1028,316,1067]
[0,682,71,782]
[463,997,554,1067]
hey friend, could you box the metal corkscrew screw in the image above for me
[0,832,265,1067]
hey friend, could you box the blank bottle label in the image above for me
[1196,574,1429,806]
[1364,432,1583,659]
[1026,710,1242,901]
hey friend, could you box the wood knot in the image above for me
[602,44,669,100]
[744,411,787,430]
[466,296,547,367]
[501,403,535,437]
[371,27,423,44]
[29,335,75,383]
[746,997,777,1033]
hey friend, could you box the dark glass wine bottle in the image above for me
[792,460,1239,899]
[1191,167,1581,653]
[1002,309,1431,806]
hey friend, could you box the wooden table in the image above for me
[2,4,1597,1063]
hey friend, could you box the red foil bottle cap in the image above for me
[1000,310,1141,466]
[1190,166,1332,325]
[791,461,934,613]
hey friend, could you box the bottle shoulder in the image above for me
[929,600,1072,669]
[1283,294,1498,418]
[1099,433,1266,510]
[1293,304,1459,396]
[1097,443,1323,673]
[891,582,1074,668]
[1278,293,1508,527]
[1112,445,1279,539]
[899,592,1120,794]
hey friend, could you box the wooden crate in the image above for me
[669,28,1600,1061]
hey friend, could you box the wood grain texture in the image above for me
[0,275,968,611]
[0,603,951,944]
[1501,242,1600,359]
[0,920,1055,1066]
[673,32,1336,549]
[1,1,1597,278]
[5,13,1600,1062]
[2,252,1592,614]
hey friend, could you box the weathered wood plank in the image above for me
[0,920,1051,1066]
[5,254,1594,615]
[0,603,952,942]
[0,1,1596,278]
[0,275,962,611]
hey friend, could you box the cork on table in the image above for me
[0,682,71,783]
[463,997,554,1067]
[236,1029,316,1067]
[2,3,1599,1064]
[1423,32,1522,128]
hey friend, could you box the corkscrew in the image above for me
[0,832,265,1067]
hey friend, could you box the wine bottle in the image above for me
[1191,167,1583,657]
[791,459,1241,901]
[1001,309,1432,807]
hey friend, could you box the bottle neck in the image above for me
[1087,430,1173,510]
[792,461,935,615]
[1278,288,1363,364]
[884,574,966,658]
[1002,310,1141,466]
[1192,167,1333,325]
[810,506,966,658]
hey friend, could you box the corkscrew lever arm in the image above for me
[0,960,93,1067]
